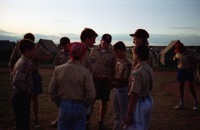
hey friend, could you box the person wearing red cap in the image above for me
[50,37,73,128]
[49,42,96,130]
[173,42,198,110]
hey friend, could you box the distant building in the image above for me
[0,40,16,61]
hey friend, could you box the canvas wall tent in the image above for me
[0,40,16,61]
[38,39,59,64]
[160,40,181,67]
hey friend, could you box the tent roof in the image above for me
[160,40,180,54]
[0,40,16,51]
[38,39,59,53]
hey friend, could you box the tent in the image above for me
[38,39,59,64]
[0,40,16,61]
[160,40,181,67]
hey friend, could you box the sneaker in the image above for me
[174,104,185,110]
[193,104,199,111]
[33,119,42,128]
[50,119,58,128]
[97,121,105,130]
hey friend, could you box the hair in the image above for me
[134,44,149,61]
[23,33,35,42]
[19,39,35,54]
[142,39,149,46]
[80,28,98,42]
[60,37,70,47]
[70,42,87,61]
[113,41,126,50]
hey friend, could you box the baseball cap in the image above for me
[130,29,149,38]
[101,34,112,43]
[70,42,87,60]
[174,42,184,53]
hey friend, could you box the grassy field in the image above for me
[0,64,200,130]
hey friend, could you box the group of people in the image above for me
[9,27,198,130]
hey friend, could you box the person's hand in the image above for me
[124,114,133,126]
[107,83,115,90]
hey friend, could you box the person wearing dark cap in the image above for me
[129,28,153,69]
[90,34,116,130]
[49,42,96,130]
[173,42,198,110]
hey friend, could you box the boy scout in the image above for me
[53,37,71,67]
[9,33,52,128]
[124,44,153,130]
[80,28,98,129]
[90,34,116,130]
[12,39,36,130]
[110,41,131,130]
[129,29,154,68]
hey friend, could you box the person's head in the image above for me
[69,42,87,61]
[113,41,126,59]
[59,37,70,51]
[19,39,36,59]
[133,44,149,62]
[80,28,98,48]
[100,34,112,50]
[130,29,149,46]
[175,42,186,54]
[23,33,35,42]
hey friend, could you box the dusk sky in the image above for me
[0,0,200,46]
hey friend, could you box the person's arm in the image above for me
[9,45,21,80]
[124,92,139,125]
[12,61,32,95]
[84,72,96,106]
[49,69,59,107]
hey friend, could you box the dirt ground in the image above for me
[0,66,200,130]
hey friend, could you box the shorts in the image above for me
[95,81,111,102]
[177,68,194,82]
[32,71,42,96]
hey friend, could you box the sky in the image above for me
[0,0,200,46]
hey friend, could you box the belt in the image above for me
[62,99,84,104]
[139,95,151,102]
[114,85,128,89]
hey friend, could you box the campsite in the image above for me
[0,40,200,130]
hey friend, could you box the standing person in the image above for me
[49,42,96,130]
[9,33,52,128]
[108,41,132,130]
[53,37,71,67]
[90,34,116,130]
[129,29,153,68]
[124,44,153,130]
[12,39,36,130]
[80,28,98,129]
[173,42,198,110]
[50,37,71,127]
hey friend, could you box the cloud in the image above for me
[0,30,200,46]
[0,30,19,36]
